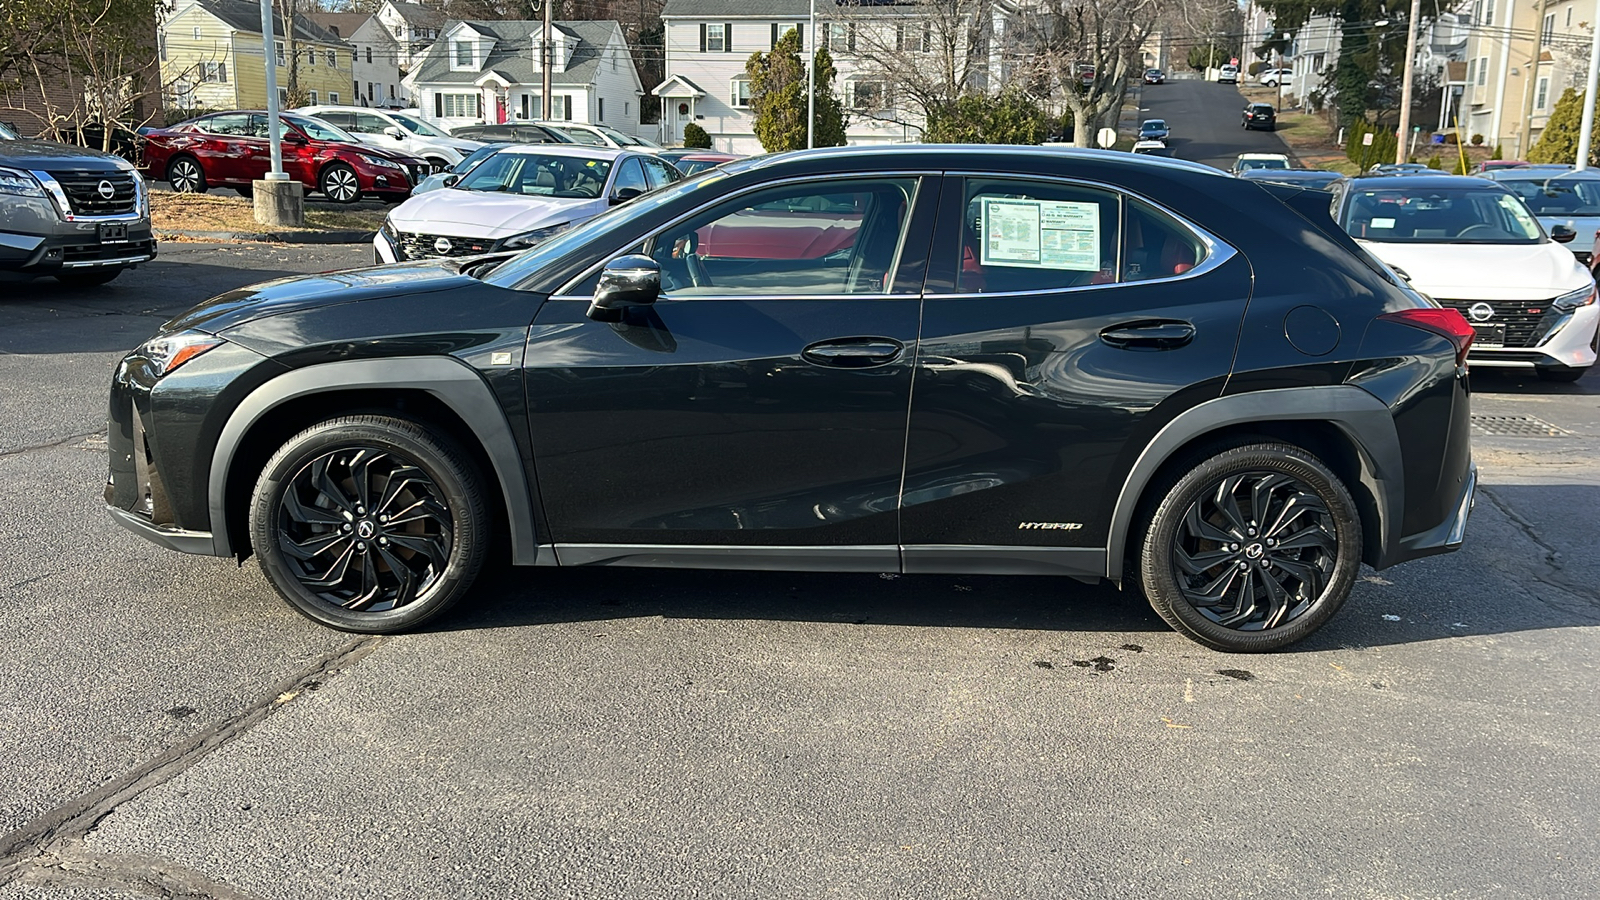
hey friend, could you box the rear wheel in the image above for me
[166,156,206,193]
[1139,443,1362,652]
[320,162,360,203]
[248,415,489,632]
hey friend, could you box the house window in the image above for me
[439,93,478,118]
[705,23,726,52]
[159,34,166,61]
[1567,6,1573,26]
[368,81,376,100]
[277,87,288,105]
[365,46,372,64]
[624,100,629,117]
[307,48,316,66]
[453,41,472,66]
[327,49,338,67]
[330,91,340,104]
[388,84,395,98]
[896,22,930,53]
[192,25,201,40]
[520,94,531,118]
[1542,13,1554,45]
[846,79,885,110]
[200,62,227,83]
[394,25,404,37]
[1484,0,1495,25]
[275,41,285,66]
[1537,76,1550,110]
[771,22,800,49]
[1477,55,1488,85]
[827,22,854,52]
[598,97,605,121]
[308,90,318,104]
[1466,58,1475,85]
[731,76,751,107]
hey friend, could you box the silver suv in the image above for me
[0,121,156,286]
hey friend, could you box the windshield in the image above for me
[1496,177,1600,216]
[453,143,508,174]
[1340,187,1544,243]
[454,151,613,198]
[283,115,357,143]
[1142,120,1166,130]
[1237,158,1289,171]
[0,122,16,140]
[391,113,450,138]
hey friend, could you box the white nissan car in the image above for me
[1332,174,1598,382]
[296,106,483,170]
[374,145,681,264]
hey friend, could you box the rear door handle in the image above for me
[802,337,904,368]
[1099,321,1196,350]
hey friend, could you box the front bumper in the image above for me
[1457,301,1600,370]
[0,206,155,275]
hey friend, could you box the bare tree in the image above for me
[831,0,1006,131]
[1024,0,1162,147]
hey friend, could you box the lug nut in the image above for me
[378,515,387,523]
[342,523,352,532]
[356,506,365,515]
[1266,538,1276,547]
[1248,527,1258,536]
[378,537,388,546]
[1230,543,1241,551]
[356,542,366,551]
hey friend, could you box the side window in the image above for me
[646,177,917,297]
[642,157,679,190]
[318,111,354,129]
[565,128,607,147]
[352,113,390,134]
[205,113,251,136]
[611,158,647,196]
[1123,199,1203,281]
[956,179,1121,293]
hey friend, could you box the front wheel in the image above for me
[248,415,490,632]
[166,156,206,193]
[1139,443,1362,652]
[320,162,361,203]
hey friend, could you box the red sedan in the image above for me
[142,111,431,203]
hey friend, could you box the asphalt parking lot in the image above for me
[1,243,1597,899]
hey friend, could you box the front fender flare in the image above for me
[208,356,540,564]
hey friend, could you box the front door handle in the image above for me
[802,337,904,368]
[1099,320,1196,350]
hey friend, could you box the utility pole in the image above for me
[1395,0,1422,164]
[542,0,553,119]
[1578,0,1600,169]
[1519,0,1552,158]
[259,0,284,177]
[806,0,816,149]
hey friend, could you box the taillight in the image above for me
[1378,308,1475,368]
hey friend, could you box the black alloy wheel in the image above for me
[249,415,488,632]
[320,162,360,203]
[166,156,206,193]
[1140,443,1361,652]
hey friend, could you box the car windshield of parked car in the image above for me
[1237,158,1289,171]
[1142,120,1165,130]
[0,122,16,140]
[1496,177,1600,216]
[453,143,508,174]
[1341,188,1544,243]
[281,115,357,143]
[391,113,450,138]
[454,152,614,198]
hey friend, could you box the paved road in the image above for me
[1139,79,1296,170]
[0,232,1597,898]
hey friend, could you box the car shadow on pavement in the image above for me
[1468,368,1596,395]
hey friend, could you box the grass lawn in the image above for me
[152,192,387,235]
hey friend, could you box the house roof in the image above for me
[194,0,346,44]
[660,0,836,17]
[410,19,623,89]
[386,0,443,27]
[306,12,370,41]
[654,73,707,97]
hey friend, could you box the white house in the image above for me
[376,0,442,76]
[657,0,1013,153]
[307,11,408,107]
[407,19,645,132]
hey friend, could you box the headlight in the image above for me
[0,166,45,198]
[358,154,401,170]
[139,330,223,376]
[500,223,570,250]
[1552,284,1597,310]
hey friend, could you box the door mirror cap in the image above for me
[587,254,660,320]
[383,126,406,141]
[610,186,645,206]
[1551,223,1578,243]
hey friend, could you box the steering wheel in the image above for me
[1456,224,1506,238]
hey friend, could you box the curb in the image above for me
[155,228,374,245]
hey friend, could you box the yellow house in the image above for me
[161,0,355,114]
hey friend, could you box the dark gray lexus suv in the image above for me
[0,121,156,286]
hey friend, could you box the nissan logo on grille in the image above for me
[97,180,116,200]
[434,237,453,255]
[1468,302,1495,322]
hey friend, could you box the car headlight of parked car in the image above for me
[1552,284,1597,310]
[500,223,570,250]
[0,166,46,198]
[139,330,223,376]
[359,154,402,170]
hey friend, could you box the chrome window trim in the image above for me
[552,170,942,298]
[933,170,1238,298]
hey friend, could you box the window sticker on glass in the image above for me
[981,198,1100,271]
[1371,217,1396,229]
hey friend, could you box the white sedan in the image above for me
[1257,68,1294,87]
[374,145,682,264]
[1332,175,1598,382]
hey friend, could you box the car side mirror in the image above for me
[587,255,660,321]
[442,174,460,187]
[384,126,406,141]
[1551,223,1577,243]
[282,130,307,144]
[610,186,645,206]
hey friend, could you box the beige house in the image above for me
[1461,0,1592,157]
[161,0,354,113]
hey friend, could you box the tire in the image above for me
[1138,443,1362,652]
[166,156,206,194]
[1535,366,1588,382]
[320,162,361,203]
[248,415,489,633]
[54,268,122,287]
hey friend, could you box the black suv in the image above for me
[107,147,1477,652]
[1243,103,1278,131]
